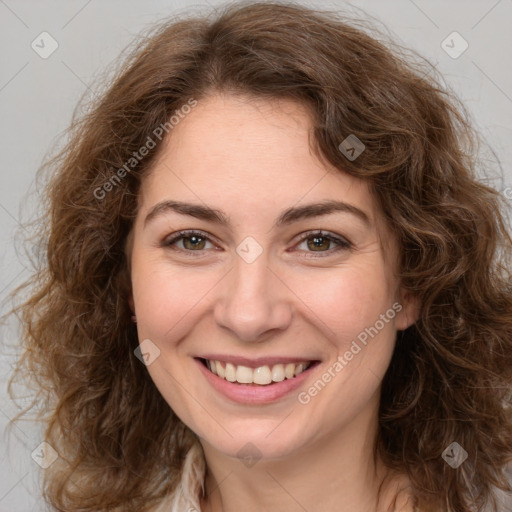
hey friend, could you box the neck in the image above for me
[199,396,399,512]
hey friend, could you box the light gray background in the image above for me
[1,0,511,510]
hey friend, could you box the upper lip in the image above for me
[197,355,319,368]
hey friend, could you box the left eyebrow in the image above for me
[143,199,372,229]
[275,200,372,228]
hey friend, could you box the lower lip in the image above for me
[195,359,319,405]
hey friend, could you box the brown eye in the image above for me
[182,235,207,250]
[307,235,332,251]
[163,230,215,252]
[294,231,352,256]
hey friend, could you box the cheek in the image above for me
[292,262,395,348]
[296,267,398,423]
[130,256,219,344]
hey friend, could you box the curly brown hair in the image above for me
[6,1,512,511]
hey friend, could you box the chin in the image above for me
[196,422,311,463]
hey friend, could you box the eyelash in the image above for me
[162,229,352,258]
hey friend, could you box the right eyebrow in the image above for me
[144,200,228,227]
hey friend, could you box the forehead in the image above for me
[138,93,395,254]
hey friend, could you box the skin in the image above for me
[129,93,420,512]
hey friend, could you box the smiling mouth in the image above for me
[199,358,319,386]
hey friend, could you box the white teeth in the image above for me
[225,363,236,382]
[215,360,225,378]
[253,366,272,385]
[271,364,285,382]
[205,359,312,385]
[235,365,253,384]
[284,363,296,379]
[294,363,306,377]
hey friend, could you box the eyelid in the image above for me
[161,229,221,254]
[289,230,352,256]
[162,229,352,256]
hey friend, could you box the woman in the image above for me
[8,2,512,511]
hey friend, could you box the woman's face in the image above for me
[129,93,418,461]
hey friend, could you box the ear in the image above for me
[394,289,421,331]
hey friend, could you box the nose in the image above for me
[213,252,293,343]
